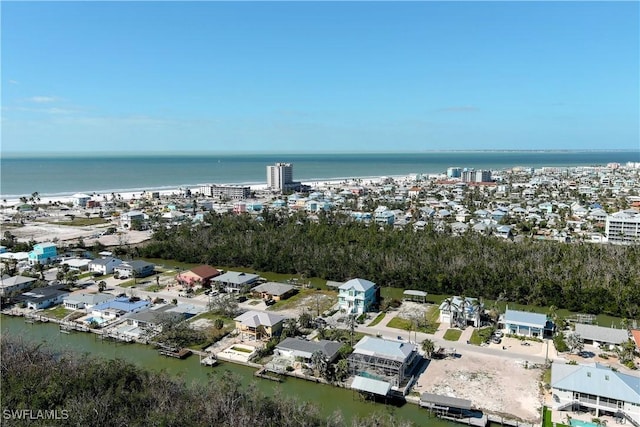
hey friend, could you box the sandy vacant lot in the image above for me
[8,221,152,247]
[416,351,542,422]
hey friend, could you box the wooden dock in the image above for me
[159,348,192,359]
[200,355,218,366]
[255,367,283,382]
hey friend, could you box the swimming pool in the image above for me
[570,419,599,427]
[85,316,107,325]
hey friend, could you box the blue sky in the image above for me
[2,1,638,153]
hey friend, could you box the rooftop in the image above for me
[353,336,416,362]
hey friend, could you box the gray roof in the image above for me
[64,293,116,306]
[18,286,68,303]
[339,278,375,292]
[552,362,640,403]
[234,310,287,327]
[118,260,155,271]
[276,337,342,360]
[420,393,472,410]
[124,305,179,324]
[504,309,548,328]
[0,275,37,288]
[251,282,295,297]
[89,257,120,266]
[351,376,391,396]
[574,323,629,344]
[353,336,416,363]
[212,271,260,285]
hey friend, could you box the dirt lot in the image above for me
[8,221,152,246]
[416,351,542,422]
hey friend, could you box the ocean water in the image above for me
[1,151,638,198]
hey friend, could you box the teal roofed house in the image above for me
[502,308,553,338]
[551,362,640,425]
[28,242,57,265]
[338,278,379,315]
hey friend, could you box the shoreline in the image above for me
[1,174,413,206]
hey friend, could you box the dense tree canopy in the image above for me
[0,336,408,427]
[140,212,640,318]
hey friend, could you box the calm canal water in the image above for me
[1,315,456,426]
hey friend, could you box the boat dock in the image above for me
[158,347,192,359]
[200,355,217,366]
[255,367,283,382]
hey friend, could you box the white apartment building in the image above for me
[199,184,250,200]
[267,162,296,191]
[605,210,640,245]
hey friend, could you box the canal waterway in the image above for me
[1,315,456,426]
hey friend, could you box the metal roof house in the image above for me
[0,275,37,297]
[574,323,629,349]
[348,336,420,396]
[16,285,69,310]
[250,282,296,301]
[551,362,640,425]
[338,278,379,315]
[212,271,260,293]
[274,337,342,363]
[234,310,287,340]
[502,308,553,338]
[63,293,116,311]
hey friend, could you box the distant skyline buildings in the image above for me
[267,162,302,191]
[1,2,638,153]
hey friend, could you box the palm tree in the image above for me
[334,358,349,383]
[421,339,435,358]
[98,281,107,292]
[441,297,458,328]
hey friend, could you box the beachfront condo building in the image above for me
[199,184,250,200]
[605,210,640,245]
[267,162,301,191]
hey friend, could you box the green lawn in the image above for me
[231,346,253,353]
[368,312,386,327]
[542,407,569,427]
[44,305,73,320]
[54,218,110,226]
[145,284,165,292]
[469,327,494,345]
[118,280,137,288]
[443,329,462,341]
[386,316,413,331]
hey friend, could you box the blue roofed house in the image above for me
[91,297,151,320]
[551,362,640,425]
[502,308,553,338]
[348,336,420,396]
[28,242,57,265]
[338,278,379,315]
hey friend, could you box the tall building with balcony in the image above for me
[605,210,640,245]
[338,278,379,314]
[267,162,301,191]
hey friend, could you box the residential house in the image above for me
[574,324,629,349]
[72,193,91,207]
[348,336,420,395]
[438,296,483,328]
[176,265,221,288]
[123,305,184,331]
[88,257,122,275]
[114,260,155,279]
[551,362,640,425]
[273,337,342,364]
[211,271,260,293]
[120,211,145,229]
[28,242,57,265]
[63,293,116,311]
[338,278,379,315]
[250,282,296,301]
[502,308,553,338]
[0,275,37,297]
[234,310,287,340]
[91,297,151,320]
[16,285,69,310]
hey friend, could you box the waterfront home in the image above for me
[574,323,629,349]
[502,308,553,338]
[63,293,116,311]
[234,310,286,340]
[273,337,342,364]
[60,258,91,271]
[176,265,221,288]
[123,305,183,331]
[348,336,420,396]
[551,362,640,425]
[0,275,37,297]
[114,260,155,279]
[16,285,69,310]
[250,282,296,301]
[211,271,260,293]
[91,297,150,320]
[88,257,122,276]
[27,242,57,265]
[439,296,483,328]
[337,278,379,315]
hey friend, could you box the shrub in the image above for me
[286,366,294,372]
[554,334,569,353]
[624,360,637,370]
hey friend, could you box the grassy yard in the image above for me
[145,284,165,292]
[380,287,449,305]
[469,327,494,345]
[44,305,73,320]
[270,289,337,314]
[542,407,568,427]
[231,346,253,353]
[53,218,110,226]
[443,329,462,341]
[368,312,386,327]
[386,313,439,334]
